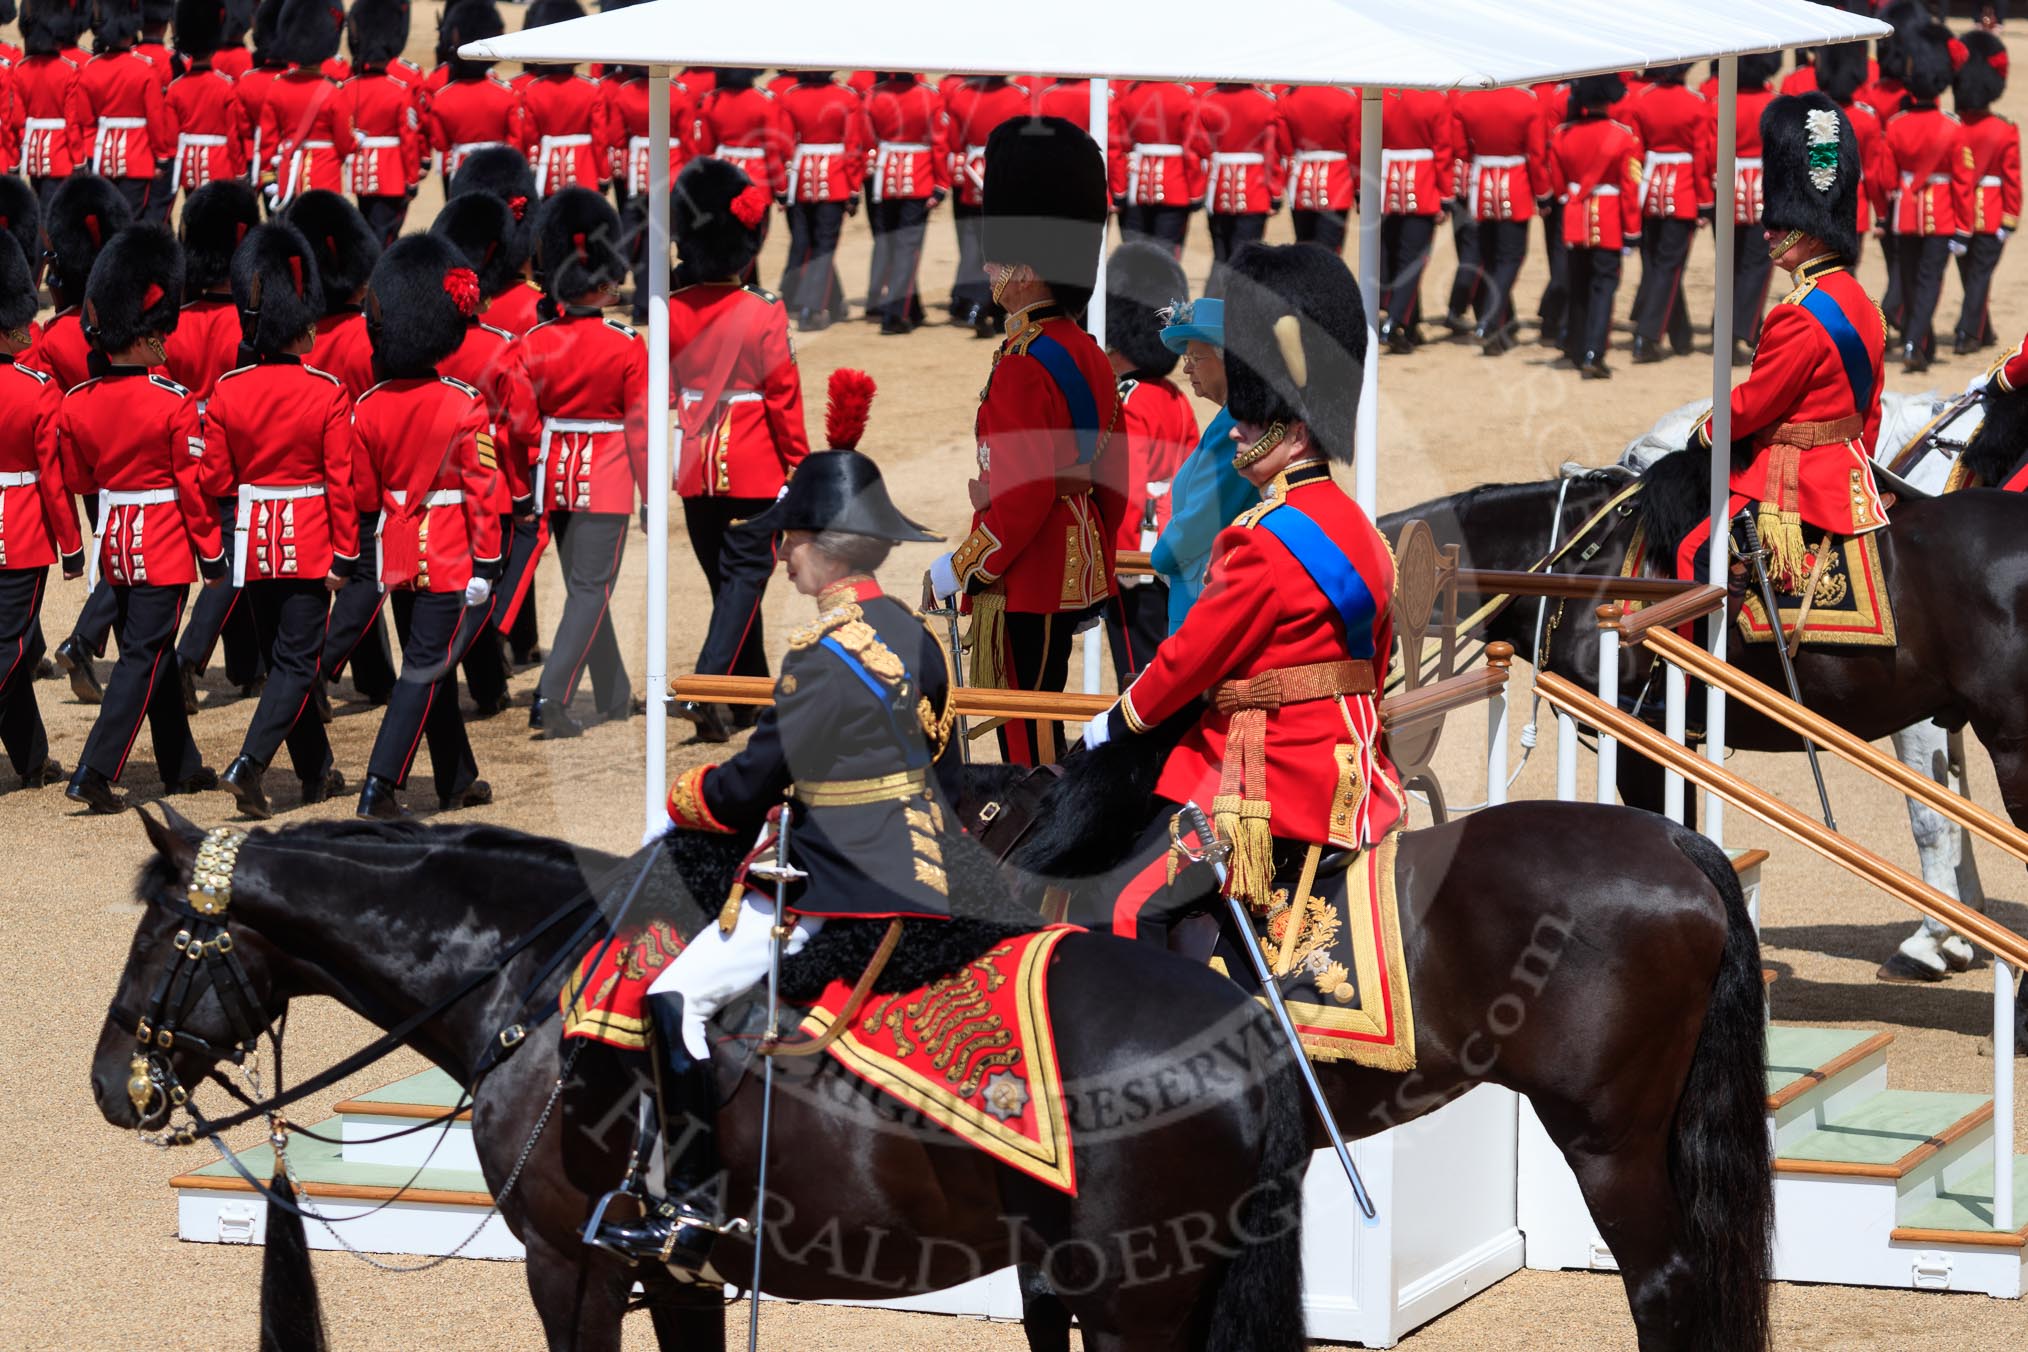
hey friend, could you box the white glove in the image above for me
[928,551,960,601]
[642,815,675,848]
[1082,711,1112,749]
[1949,236,1971,257]
[1966,369,1993,396]
[2001,227,2014,243]
[775,483,790,501]
[463,576,493,608]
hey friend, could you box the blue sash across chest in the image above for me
[819,635,930,770]
[1023,333,1103,466]
[1797,284,1876,414]
[1257,505,1378,660]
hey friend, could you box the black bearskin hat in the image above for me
[0,0,14,26]
[1568,74,1625,112]
[178,180,258,296]
[0,178,41,295]
[92,0,144,47]
[431,191,525,298]
[1222,243,1366,465]
[525,0,580,26]
[266,0,340,65]
[449,143,536,208]
[232,223,323,357]
[1737,51,1784,89]
[673,156,766,281]
[1105,240,1187,377]
[280,190,380,311]
[346,0,409,67]
[1645,62,1692,86]
[0,236,39,335]
[1760,92,1862,264]
[1957,30,2007,112]
[44,174,133,301]
[142,0,172,29]
[84,226,184,350]
[22,0,82,54]
[1904,22,1956,101]
[439,0,502,75]
[249,0,283,61]
[715,67,756,90]
[219,0,249,41]
[981,115,1108,320]
[1814,41,1871,105]
[365,233,481,379]
[173,0,223,55]
[537,186,627,300]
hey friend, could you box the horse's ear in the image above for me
[136,803,202,870]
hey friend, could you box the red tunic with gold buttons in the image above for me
[350,375,500,592]
[1278,84,1358,212]
[1450,86,1551,222]
[952,305,1127,615]
[1114,460,1402,853]
[309,311,376,401]
[665,284,808,499]
[260,69,356,201]
[1886,103,1974,237]
[1961,109,2021,236]
[65,50,176,179]
[505,308,649,515]
[201,357,359,581]
[1378,89,1455,216]
[166,65,249,190]
[440,320,529,512]
[235,62,283,170]
[423,73,525,178]
[59,369,224,586]
[1116,81,1207,207]
[336,71,423,197]
[601,72,692,194]
[1112,372,1198,551]
[1197,84,1287,215]
[1620,82,1712,222]
[1549,112,1644,249]
[1702,85,1775,224]
[777,78,869,205]
[0,356,85,571]
[862,76,948,202]
[1034,78,1126,171]
[690,84,789,196]
[161,296,244,405]
[520,71,611,195]
[1846,99,1894,235]
[16,53,85,177]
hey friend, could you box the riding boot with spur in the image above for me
[586,992,726,1269]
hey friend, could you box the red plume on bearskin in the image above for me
[824,368,876,451]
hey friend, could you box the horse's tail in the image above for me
[1205,1024,1307,1352]
[1670,827,1774,1352]
[260,1165,329,1352]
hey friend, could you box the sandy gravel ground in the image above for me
[5,9,2028,1350]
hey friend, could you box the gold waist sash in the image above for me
[795,768,930,808]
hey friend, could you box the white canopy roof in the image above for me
[462,0,1889,91]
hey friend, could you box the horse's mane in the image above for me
[1964,386,2028,487]
[1637,449,1711,561]
[258,818,613,873]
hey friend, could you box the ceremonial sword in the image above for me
[1736,514,1837,831]
[1181,802,1378,1223]
[743,810,808,1352]
[921,571,970,763]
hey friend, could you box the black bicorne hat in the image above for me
[0,178,42,296]
[432,191,526,298]
[266,0,340,65]
[279,189,381,312]
[178,179,259,296]
[1106,240,1188,377]
[1760,92,1862,264]
[981,115,1108,320]
[673,156,767,281]
[0,236,39,333]
[232,222,323,358]
[365,233,480,380]
[1222,242,1367,466]
[346,0,409,67]
[536,187,627,300]
[45,174,134,301]
[84,226,184,351]
[748,369,940,542]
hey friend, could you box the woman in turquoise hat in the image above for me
[1148,296,1255,633]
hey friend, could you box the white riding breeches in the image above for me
[646,893,823,1058]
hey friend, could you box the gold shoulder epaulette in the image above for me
[830,617,907,682]
[1779,276,1819,307]
[1234,497,1280,530]
[787,600,861,649]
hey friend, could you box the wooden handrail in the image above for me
[1616,585,1728,645]
[1452,570,1703,602]
[1636,624,2028,871]
[1117,550,1154,575]
[1535,671,2028,971]
[1381,663,1510,733]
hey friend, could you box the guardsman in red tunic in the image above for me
[209,222,357,817]
[1085,243,1402,943]
[1198,82,1288,275]
[1675,93,1886,592]
[1884,24,1973,372]
[1115,79,1206,255]
[352,234,504,819]
[689,68,788,220]
[133,0,180,221]
[212,0,251,80]
[284,190,380,398]
[338,0,425,246]
[776,71,869,331]
[255,0,356,208]
[928,118,1124,766]
[422,1,525,188]
[15,4,86,210]
[165,0,248,202]
[61,227,227,812]
[0,205,86,789]
[1549,75,1643,379]
[37,175,131,705]
[1376,87,1457,353]
[1951,32,2016,352]
[1279,83,1359,253]
[661,160,810,742]
[66,0,177,220]
[1450,84,1552,354]
[862,71,947,334]
[602,62,692,215]
[1622,64,1712,363]
[1035,75,1125,161]
[517,0,612,196]
[502,188,647,739]
[233,45,284,185]
[1099,242,1198,684]
[1704,52,1782,364]
[943,74,1028,335]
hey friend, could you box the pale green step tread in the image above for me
[1765,1026,1880,1099]
[346,1067,467,1109]
[179,1120,490,1195]
[1897,1156,2028,1235]
[1779,1090,1991,1167]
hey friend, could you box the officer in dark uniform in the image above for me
[589,375,958,1269]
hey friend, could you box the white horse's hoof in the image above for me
[1940,935,1977,971]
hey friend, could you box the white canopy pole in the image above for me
[1355,88,1382,515]
[643,68,673,840]
[1704,55,1737,849]
[1089,77,1109,351]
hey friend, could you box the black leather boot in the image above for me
[54,637,102,704]
[529,693,584,739]
[179,661,201,715]
[1631,335,1663,364]
[672,700,731,744]
[587,993,727,1269]
[301,766,346,805]
[65,765,123,813]
[222,754,271,820]
[356,774,404,820]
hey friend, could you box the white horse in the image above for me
[1610,395,1988,981]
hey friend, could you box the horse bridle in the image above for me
[118,828,275,1144]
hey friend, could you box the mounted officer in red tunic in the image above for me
[1084,242,1404,943]
[1674,92,1887,592]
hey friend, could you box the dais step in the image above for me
[332,1067,479,1173]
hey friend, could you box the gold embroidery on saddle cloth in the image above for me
[859,953,1015,1097]
[1263,831,1417,1072]
[1737,531,1896,648]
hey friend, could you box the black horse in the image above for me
[93,809,1311,1352]
[959,723,1774,1352]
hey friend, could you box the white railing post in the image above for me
[641,68,673,841]
[1704,54,1738,851]
[1556,710,1578,803]
[1486,643,1513,808]
[1997,960,2017,1233]
[1082,620,1103,694]
[1663,661,1687,823]
[1595,607,1619,805]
